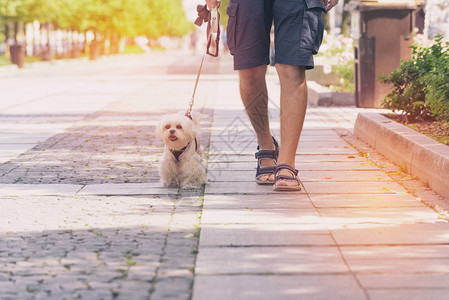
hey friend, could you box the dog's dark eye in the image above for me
[176,125,183,130]
[165,125,171,129]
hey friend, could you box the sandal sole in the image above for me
[273,185,302,191]
[256,180,275,185]
[255,175,275,185]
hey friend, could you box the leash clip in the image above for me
[185,96,194,120]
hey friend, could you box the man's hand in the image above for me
[323,0,338,11]
[205,0,218,9]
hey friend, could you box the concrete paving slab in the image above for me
[207,154,254,163]
[318,207,443,226]
[207,169,255,182]
[300,170,391,182]
[0,148,33,158]
[206,162,255,172]
[209,139,349,146]
[209,147,358,156]
[0,157,13,164]
[207,153,367,163]
[303,181,407,194]
[205,181,284,194]
[193,275,365,300]
[202,194,312,210]
[340,245,449,259]
[209,130,341,141]
[368,290,449,300]
[296,147,358,155]
[77,183,179,195]
[347,258,449,273]
[340,244,449,273]
[199,224,334,246]
[0,137,47,144]
[201,209,322,225]
[195,247,348,275]
[308,193,423,208]
[331,223,449,245]
[356,273,449,288]
[210,139,354,148]
[206,169,389,183]
[206,161,379,172]
[210,135,344,143]
[0,184,83,196]
[298,161,379,171]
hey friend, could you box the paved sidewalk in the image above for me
[1,52,448,300]
[192,76,449,299]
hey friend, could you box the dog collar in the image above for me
[169,144,188,162]
[169,138,198,162]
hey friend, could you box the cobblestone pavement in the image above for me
[0,52,227,299]
[0,194,202,300]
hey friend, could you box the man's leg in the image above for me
[239,65,275,182]
[275,64,307,187]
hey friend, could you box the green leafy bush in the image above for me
[317,33,355,92]
[330,59,354,92]
[379,35,449,122]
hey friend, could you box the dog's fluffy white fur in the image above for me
[156,112,206,189]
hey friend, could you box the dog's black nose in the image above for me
[169,129,176,134]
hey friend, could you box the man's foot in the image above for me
[256,158,276,183]
[273,164,302,191]
[255,137,279,185]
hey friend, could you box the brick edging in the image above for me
[354,112,449,200]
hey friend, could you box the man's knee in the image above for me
[276,64,306,84]
[239,65,267,88]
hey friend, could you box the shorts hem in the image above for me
[275,55,315,70]
[233,55,270,71]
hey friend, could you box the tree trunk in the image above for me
[83,31,88,54]
[110,32,120,54]
[23,22,28,56]
[89,32,100,60]
[13,22,18,43]
[5,23,9,43]
[39,23,44,55]
[5,23,10,58]
[341,0,351,36]
[43,23,51,61]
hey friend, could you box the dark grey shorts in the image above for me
[226,0,326,70]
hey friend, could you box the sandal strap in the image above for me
[255,149,277,160]
[255,136,279,159]
[275,164,299,177]
[274,174,301,187]
[274,164,300,186]
[275,174,300,182]
[254,136,279,183]
[256,165,276,178]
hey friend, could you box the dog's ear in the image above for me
[182,118,199,140]
[189,111,203,127]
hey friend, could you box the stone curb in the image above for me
[354,112,449,200]
[307,81,355,106]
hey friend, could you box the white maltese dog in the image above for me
[156,112,206,189]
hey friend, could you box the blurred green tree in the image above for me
[0,0,193,53]
[219,0,229,27]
